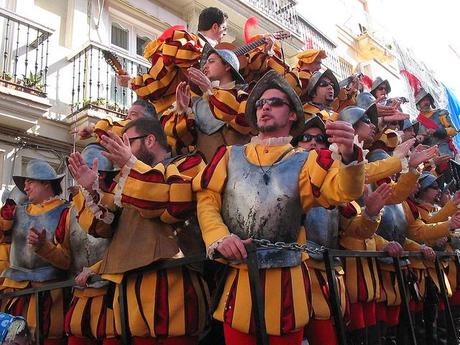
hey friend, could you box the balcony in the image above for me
[66,42,149,142]
[0,8,53,131]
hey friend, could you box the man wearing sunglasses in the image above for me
[195,70,366,345]
[303,69,340,122]
[162,43,254,162]
[292,116,329,152]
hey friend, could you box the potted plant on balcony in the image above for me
[1,71,12,81]
[21,72,44,95]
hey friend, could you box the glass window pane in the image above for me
[111,23,128,50]
[136,35,149,56]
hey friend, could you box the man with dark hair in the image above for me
[162,44,254,161]
[68,118,209,345]
[0,160,73,345]
[197,7,228,46]
[194,70,366,344]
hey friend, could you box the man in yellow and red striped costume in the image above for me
[68,117,209,345]
[293,49,326,103]
[0,160,73,345]
[116,7,228,114]
[161,43,255,161]
[194,70,366,344]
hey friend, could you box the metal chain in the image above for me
[251,238,326,255]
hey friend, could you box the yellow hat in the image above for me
[296,50,327,64]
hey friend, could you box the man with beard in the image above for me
[303,69,340,122]
[68,117,209,345]
[416,88,458,158]
[194,70,366,344]
[161,44,255,161]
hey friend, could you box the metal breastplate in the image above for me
[304,207,339,248]
[221,145,308,243]
[192,97,226,135]
[376,204,408,246]
[3,202,68,281]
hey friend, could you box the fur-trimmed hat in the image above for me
[245,70,304,137]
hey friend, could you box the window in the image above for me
[111,23,129,50]
[136,35,149,57]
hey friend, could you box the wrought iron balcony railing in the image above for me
[0,8,52,97]
[68,43,149,118]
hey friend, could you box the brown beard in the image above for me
[136,142,156,166]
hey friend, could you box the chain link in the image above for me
[251,238,326,255]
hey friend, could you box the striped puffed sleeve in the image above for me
[160,107,197,154]
[131,30,202,113]
[207,88,255,135]
[94,118,130,141]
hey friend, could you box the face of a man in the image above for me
[23,179,51,204]
[127,104,146,121]
[354,117,376,143]
[298,127,327,151]
[202,53,230,82]
[255,89,295,135]
[420,183,440,205]
[418,97,432,112]
[125,127,155,166]
[312,77,335,105]
[210,20,227,43]
[374,85,388,99]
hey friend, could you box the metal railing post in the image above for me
[393,258,417,345]
[324,249,347,345]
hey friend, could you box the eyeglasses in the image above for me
[318,80,335,88]
[128,135,147,144]
[255,97,291,109]
[427,184,439,190]
[300,133,328,143]
[377,86,388,91]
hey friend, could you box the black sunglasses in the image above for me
[301,133,328,143]
[318,80,334,88]
[128,135,148,144]
[377,86,387,91]
[255,97,291,109]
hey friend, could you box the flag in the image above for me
[444,84,460,148]
[400,70,422,97]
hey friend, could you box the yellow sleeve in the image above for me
[94,118,129,141]
[365,156,402,184]
[385,171,419,205]
[374,234,389,251]
[331,87,357,113]
[403,238,422,251]
[193,146,231,248]
[299,150,365,210]
[419,201,457,223]
[404,202,450,243]
[35,208,72,270]
[339,202,381,239]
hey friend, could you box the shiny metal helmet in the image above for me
[80,143,119,172]
[401,119,420,134]
[305,69,340,101]
[367,149,390,163]
[338,106,367,126]
[414,88,435,108]
[370,77,391,96]
[1,186,28,205]
[200,43,245,84]
[356,92,379,127]
[12,159,65,194]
